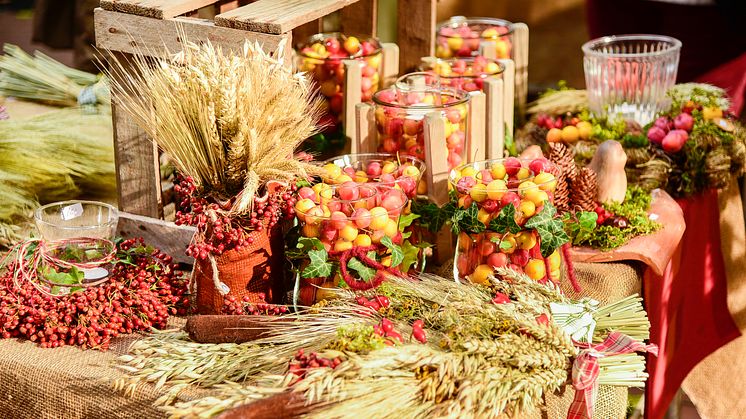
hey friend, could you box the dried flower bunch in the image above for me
[104,38,324,214]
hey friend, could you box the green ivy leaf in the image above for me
[398,213,420,231]
[499,240,514,251]
[489,204,522,234]
[301,249,333,279]
[347,257,376,281]
[287,236,324,259]
[381,236,404,267]
[451,202,484,234]
[399,240,421,273]
[410,199,454,233]
[525,203,569,257]
[43,266,84,285]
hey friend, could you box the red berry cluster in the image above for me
[0,239,188,350]
[373,318,403,345]
[593,205,629,229]
[287,348,343,380]
[354,295,390,312]
[221,295,289,315]
[174,176,297,260]
[536,113,580,130]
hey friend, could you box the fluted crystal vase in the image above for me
[583,34,681,125]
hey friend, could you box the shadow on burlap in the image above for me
[439,259,644,418]
[0,318,211,419]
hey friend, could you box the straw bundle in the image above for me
[104,37,324,214]
[0,107,115,246]
[0,44,110,107]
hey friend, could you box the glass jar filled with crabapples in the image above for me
[436,16,513,60]
[421,56,504,93]
[321,153,427,198]
[449,157,562,284]
[297,33,383,132]
[372,82,469,170]
[292,184,409,306]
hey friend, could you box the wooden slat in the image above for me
[108,51,163,220]
[513,23,529,118]
[94,8,290,63]
[214,0,361,34]
[498,58,515,137]
[353,102,376,154]
[396,0,435,74]
[292,19,323,49]
[343,59,362,146]
[100,0,220,19]
[116,212,196,265]
[185,315,277,343]
[380,42,399,89]
[484,78,505,159]
[339,0,376,36]
[467,91,486,163]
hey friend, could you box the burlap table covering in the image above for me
[0,262,641,419]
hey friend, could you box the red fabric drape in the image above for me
[644,189,740,419]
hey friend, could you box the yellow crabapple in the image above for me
[516,167,531,180]
[381,256,392,267]
[524,259,546,280]
[470,183,488,202]
[370,229,385,244]
[447,36,464,51]
[336,174,353,184]
[402,165,421,178]
[561,126,579,143]
[486,179,507,200]
[516,231,537,250]
[382,161,397,174]
[490,163,507,180]
[294,198,316,221]
[518,181,538,197]
[354,234,372,247]
[304,206,325,226]
[383,218,399,238]
[339,224,359,241]
[355,170,369,183]
[470,264,494,285]
[334,239,354,252]
[533,172,557,192]
[500,235,517,254]
[461,166,478,178]
[576,121,592,140]
[481,28,499,39]
[477,208,491,225]
[368,207,389,230]
[548,249,561,270]
[343,36,361,54]
[519,199,536,217]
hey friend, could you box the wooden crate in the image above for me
[94,0,380,221]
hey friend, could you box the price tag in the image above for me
[61,203,84,221]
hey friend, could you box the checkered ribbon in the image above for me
[568,331,658,419]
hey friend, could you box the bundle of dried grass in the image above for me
[0,107,115,247]
[115,271,653,419]
[104,38,324,214]
[0,44,109,107]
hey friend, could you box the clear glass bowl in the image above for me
[34,200,118,241]
[436,16,514,59]
[583,34,681,125]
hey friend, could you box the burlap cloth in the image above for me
[0,318,211,419]
[681,180,746,418]
[0,262,642,419]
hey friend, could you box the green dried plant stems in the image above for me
[0,107,115,247]
[0,44,109,106]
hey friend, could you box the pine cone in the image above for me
[548,143,577,212]
[571,168,598,212]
